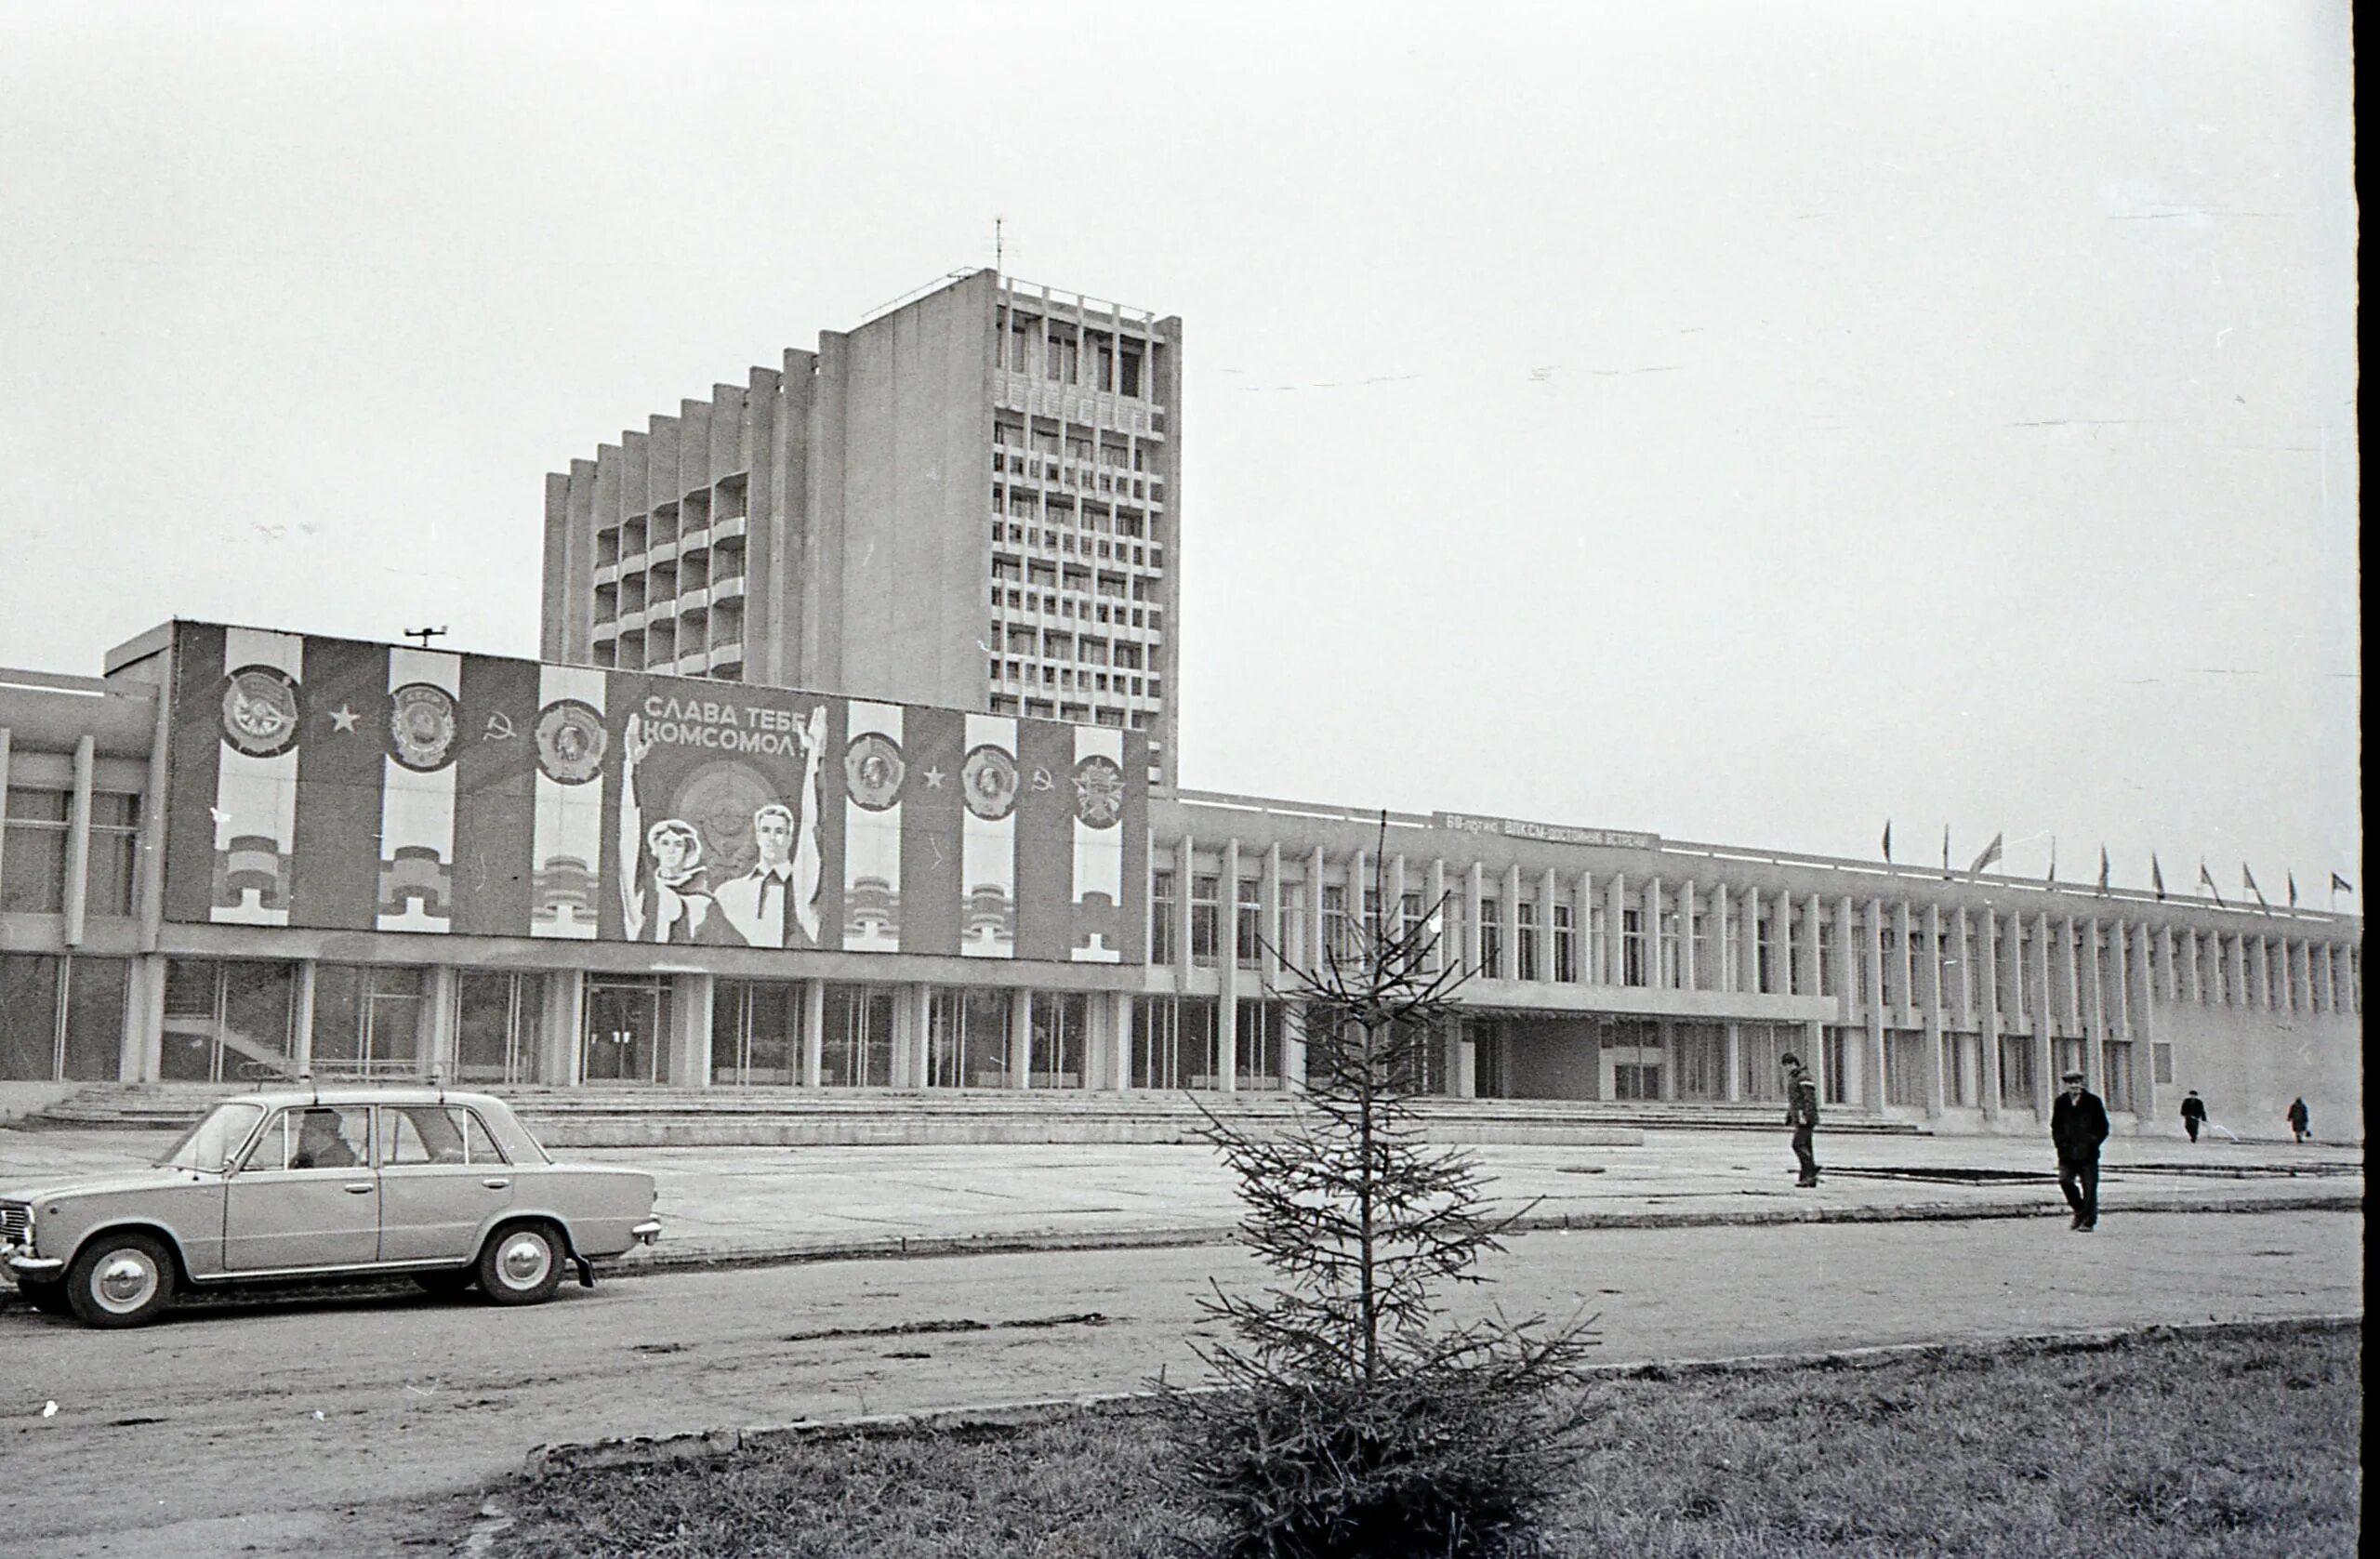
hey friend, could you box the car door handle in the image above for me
[481,1178,511,1190]
[343,1182,377,1195]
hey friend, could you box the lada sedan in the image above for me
[2,1087,660,1328]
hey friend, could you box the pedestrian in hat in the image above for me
[1780,1051,1820,1187]
[2179,1090,2206,1143]
[2050,1069,2110,1230]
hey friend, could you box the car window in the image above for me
[156,1103,266,1172]
[381,1105,509,1168]
[245,1106,373,1171]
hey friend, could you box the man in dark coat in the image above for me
[1781,1051,1820,1187]
[2179,1090,2207,1143]
[2286,1097,2311,1143]
[2050,1069,2111,1230]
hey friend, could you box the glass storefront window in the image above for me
[1131,996,1215,1090]
[714,979,800,1086]
[0,954,63,1078]
[456,971,548,1085]
[583,975,671,1083]
[63,956,127,1079]
[821,984,894,1087]
[311,964,429,1077]
[161,958,297,1083]
[1030,992,1087,1089]
[931,987,1011,1088]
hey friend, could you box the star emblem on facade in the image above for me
[328,704,360,733]
[922,765,947,788]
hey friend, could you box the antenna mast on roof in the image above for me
[994,216,1003,274]
[403,626,448,652]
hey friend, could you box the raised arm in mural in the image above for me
[618,713,650,941]
[791,703,827,944]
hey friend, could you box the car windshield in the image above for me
[154,1103,268,1172]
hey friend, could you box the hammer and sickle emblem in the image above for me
[484,711,518,742]
[1030,766,1056,791]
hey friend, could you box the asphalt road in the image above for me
[2,1209,2361,1558]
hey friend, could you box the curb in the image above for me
[512,1312,2366,1483]
[613,1190,2365,1276]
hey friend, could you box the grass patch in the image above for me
[486,1323,2360,1558]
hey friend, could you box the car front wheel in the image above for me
[65,1234,177,1328]
[475,1223,563,1306]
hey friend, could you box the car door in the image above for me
[222,1105,381,1271]
[375,1103,516,1264]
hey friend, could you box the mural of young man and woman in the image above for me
[616,705,828,947]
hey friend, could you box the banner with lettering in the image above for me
[163,623,1147,962]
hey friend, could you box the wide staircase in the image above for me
[17,1083,1928,1148]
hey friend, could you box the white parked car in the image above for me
[2,1087,660,1328]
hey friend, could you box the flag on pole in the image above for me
[1881,820,1893,863]
[2242,864,2268,911]
[2096,846,2110,893]
[2287,871,2298,909]
[2150,854,2166,901]
[1941,825,1952,878]
[2198,860,2223,907]
[2045,836,2057,881]
[1968,832,2004,874]
[2332,871,2355,894]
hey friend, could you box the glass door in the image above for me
[583,977,668,1083]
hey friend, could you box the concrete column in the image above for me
[1920,903,1946,1116]
[291,960,318,1076]
[1281,1000,1307,1092]
[1738,885,1760,994]
[62,733,96,946]
[1218,838,1240,1092]
[1109,989,1133,1092]
[0,728,13,908]
[1503,863,1524,981]
[2080,919,2106,1094]
[1657,1018,1676,1101]
[425,964,459,1081]
[1010,986,1034,1088]
[1305,846,1327,974]
[1712,883,1732,992]
[1466,862,1487,976]
[2254,935,2274,1010]
[2026,915,2055,1115]
[2157,926,2177,1004]
[1426,858,1449,971]
[125,954,165,1082]
[1450,1025,1475,1099]
[1174,835,1197,983]
[1723,1023,1742,1102]
[1262,843,1283,981]
[1679,879,1699,991]
[1891,900,1914,1028]
[1800,892,1823,1000]
[801,979,826,1088]
[1773,891,1796,997]
[2180,929,2202,1005]
[669,973,713,1088]
[1579,871,1596,982]
[1606,872,1627,986]
[1537,866,1558,984]
[1350,846,1371,956]
[2128,923,2158,1120]
[1386,853,1408,956]
[543,971,584,1086]
[1977,909,2003,1118]
[1861,899,1886,1108]
[906,982,933,1089]
[2108,918,2132,1038]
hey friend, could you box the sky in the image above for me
[0,1,2359,906]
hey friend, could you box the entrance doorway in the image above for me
[583,977,669,1083]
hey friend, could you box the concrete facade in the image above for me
[539,270,1184,785]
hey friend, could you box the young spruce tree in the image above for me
[1165,821,1600,1559]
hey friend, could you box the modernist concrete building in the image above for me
[0,622,2361,1142]
[538,270,1184,785]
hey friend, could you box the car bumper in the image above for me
[3,1250,65,1280]
[630,1220,662,1247]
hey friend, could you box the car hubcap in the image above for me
[96,1253,158,1313]
[498,1235,550,1289]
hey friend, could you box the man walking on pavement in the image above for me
[2051,1068,2110,1230]
[2180,1090,2207,1143]
[1781,1050,1820,1187]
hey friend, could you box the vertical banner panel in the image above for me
[377,647,463,931]
[209,628,305,925]
[897,705,967,956]
[451,654,540,936]
[840,701,903,952]
[605,675,833,947]
[1012,719,1076,962]
[959,713,1019,958]
[1120,730,1150,965]
[530,665,607,939]
[288,635,393,929]
[164,622,228,922]
[1068,725,1127,962]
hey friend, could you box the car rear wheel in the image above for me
[65,1234,176,1328]
[18,1278,72,1316]
[475,1223,563,1306]
[412,1269,477,1298]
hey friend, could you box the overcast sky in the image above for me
[0,1,2358,904]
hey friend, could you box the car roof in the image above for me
[218,1088,512,1111]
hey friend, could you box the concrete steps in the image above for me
[17,1083,1927,1147]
